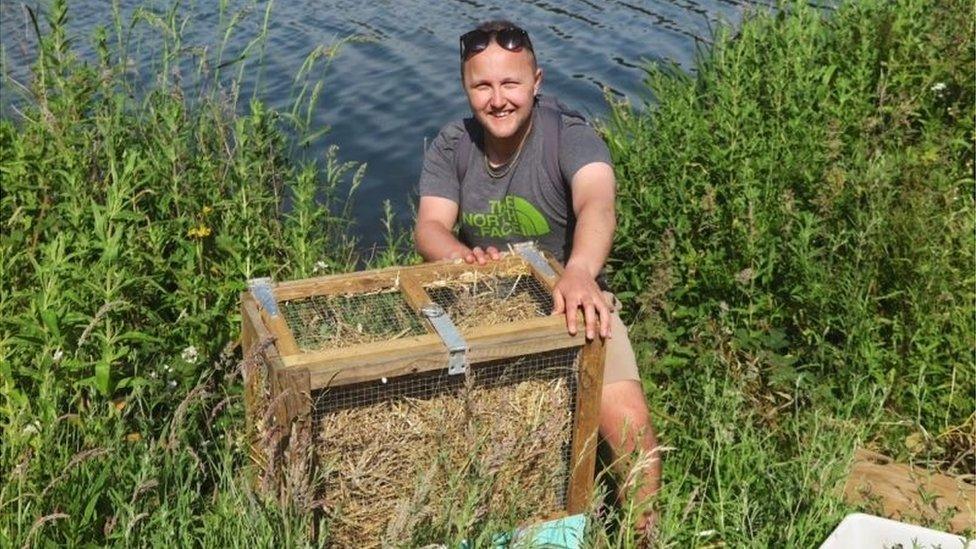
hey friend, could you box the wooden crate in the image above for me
[240,243,605,543]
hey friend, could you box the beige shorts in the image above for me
[602,291,641,384]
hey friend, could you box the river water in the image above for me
[1,0,769,249]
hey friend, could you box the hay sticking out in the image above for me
[280,264,552,351]
[424,265,550,330]
[316,363,575,548]
[280,288,426,351]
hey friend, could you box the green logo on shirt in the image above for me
[462,195,550,238]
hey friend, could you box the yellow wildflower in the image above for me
[187,224,212,239]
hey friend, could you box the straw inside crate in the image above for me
[424,264,554,330]
[314,348,579,547]
[278,288,427,351]
[277,265,555,352]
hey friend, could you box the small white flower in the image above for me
[735,267,755,285]
[313,260,328,272]
[22,421,41,436]
[168,380,177,388]
[931,82,946,93]
[52,348,64,363]
[181,346,198,364]
[150,371,157,379]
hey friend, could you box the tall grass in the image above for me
[1,0,363,544]
[602,0,974,544]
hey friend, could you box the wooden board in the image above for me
[241,294,282,414]
[272,367,312,430]
[397,272,432,313]
[274,271,402,301]
[272,255,529,301]
[281,315,584,389]
[261,309,301,356]
[566,336,606,514]
[415,255,527,281]
[241,294,288,473]
[240,294,261,440]
[241,292,258,353]
[843,448,975,533]
[245,285,301,356]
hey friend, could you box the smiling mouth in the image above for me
[489,110,513,119]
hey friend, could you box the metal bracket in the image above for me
[513,241,556,279]
[421,303,468,375]
[248,277,281,317]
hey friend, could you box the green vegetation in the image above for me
[0,1,370,545]
[1,0,972,547]
[602,0,973,545]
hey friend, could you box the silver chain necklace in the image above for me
[484,120,532,179]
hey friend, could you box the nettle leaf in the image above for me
[763,328,790,351]
[41,309,62,341]
[95,359,112,396]
[117,330,159,344]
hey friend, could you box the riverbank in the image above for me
[2,0,972,546]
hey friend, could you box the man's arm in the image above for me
[552,161,616,339]
[415,196,499,264]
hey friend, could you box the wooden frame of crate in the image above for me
[239,243,606,517]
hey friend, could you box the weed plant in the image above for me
[601,0,974,545]
[0,0,366,545]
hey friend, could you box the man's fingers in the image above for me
[563,296,580,335]
[486,246,500,260]
[565,301,578,336]
[597,301,612,339]
[552,289,565,315]
[592,292,611,339]
[471,246,487,265]
[583,301,598,340]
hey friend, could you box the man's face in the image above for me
[462,42,542,142]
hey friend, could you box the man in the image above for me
[414,20,661,530]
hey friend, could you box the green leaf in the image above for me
[95,359,112,396]
[41,309,62,340]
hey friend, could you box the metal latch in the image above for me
[248,277,280,316]
[421,303,468,375]
[513,241,556,279]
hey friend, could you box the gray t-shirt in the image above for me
[418,105,612,264]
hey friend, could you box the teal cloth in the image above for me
[460,514,586,548]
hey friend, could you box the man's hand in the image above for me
[551,264,611,340]
[457,245,500,265]
[552,161,615,340]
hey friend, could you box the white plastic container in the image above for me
[820,513,973,549]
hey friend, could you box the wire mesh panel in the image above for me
[278,288,428,351]
[313,347,581,547]
[424,268,555,330]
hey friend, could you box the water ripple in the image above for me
[0,0,770,246]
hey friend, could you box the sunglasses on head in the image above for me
[459,26,533,61]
